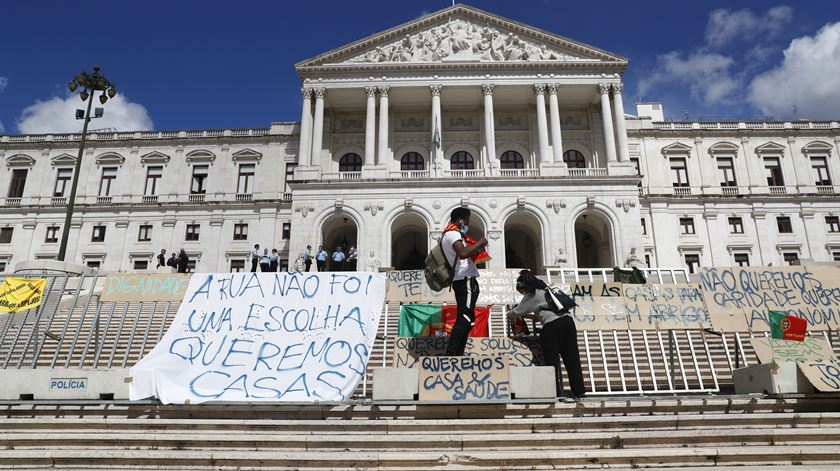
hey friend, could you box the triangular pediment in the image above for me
[754,142,786,155]
[50,153,77,167]
[296,4,626,70]
[661,143,693,155]
[232,148,262,162]
[140,151,171,165]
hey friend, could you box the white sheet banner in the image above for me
[129,272,386,404]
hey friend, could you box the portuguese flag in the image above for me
[398,304,490,337]
[769,310,807,341]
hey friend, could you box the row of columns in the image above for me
[298,82,630,170]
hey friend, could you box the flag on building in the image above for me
[398,304,490,337]
[769,310,807,341]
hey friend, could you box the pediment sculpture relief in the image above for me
[344,18,580,64]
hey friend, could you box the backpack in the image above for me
[424,237,455,292]
[544,286,577,313]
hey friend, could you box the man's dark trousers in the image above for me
[446,277,479,356]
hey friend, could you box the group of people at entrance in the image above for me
[441,207,585,400]
[156,249,189,273]
[301,244,358,272]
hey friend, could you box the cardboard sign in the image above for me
[623,284,712,330]
[385,269,520,305]
[699,267,840,332]
[391,336,542,368]
[101,274,191,302]
[0,277,46,313]
[418,356,511,401]
[750,337,840,392]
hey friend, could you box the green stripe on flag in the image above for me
[398,304,442,337]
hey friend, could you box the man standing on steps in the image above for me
[442,207,488,356]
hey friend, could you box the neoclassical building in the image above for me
[1,4,839,274]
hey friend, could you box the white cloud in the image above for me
[705,6,793,48]
[16,94,154,134]
[637,51,740,105]
[0,77,8,94]
[748,22,840,120]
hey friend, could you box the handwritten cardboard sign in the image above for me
[129,272,386,403]
[385,269,520,305]
[699,267,840,332]
[391,336,542,368]
[418,356,511,401]
[750,337,840,392]
[623,284,712,330]
[101,274,191,302]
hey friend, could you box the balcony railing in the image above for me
[235,193,253,202]
[281,193,292,202]
[96,196,112,205]
[4,197,21,207]
[141,195,159,204]
[189,194,206,203]
[51,197,67,206]
[389,170,430,179]
[672,186,692,196]
[499,168,540,177]
[721,186,739,196]
[323,171,363,181]
[817,185,835,195]
[568,168,608,177]
[769,186,787,195]
[445,169,485,178]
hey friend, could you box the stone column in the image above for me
[599,83,617,164]
[309,87,326,169]
[534,84,551,165]
[377,86,390,166]
[612,84,630,162]
[547,84,563,163]
[430,85,443,175]
[482,84,496,173]
[298,88,313,166]
[364,86,377,167]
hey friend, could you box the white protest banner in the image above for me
[129,272,386,404]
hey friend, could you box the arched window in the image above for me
[450,151,474,170]
[500,151,524,169]
[400,152,425,171]
[563,150,586,168]
[338,153,362,172]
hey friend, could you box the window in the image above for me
[185,224,200,241]
[233,223,248,241]
[777,216,793,234]
[500,151,524,169]
[280,259,289,272]
[812,157,832,186]
[670,158,689,187]
[0,228,12,244]
[338,153,362,172]
[91,225,106,243]
[138,225,152,242]
[0,262,6,272]
[827,216,840,233]
[563,150,586,168]
[717,157,737,186]
[186,259,196,272]
[133,260,148,270]
[191,165,208,194]
[54,168,73,197]
[679,217,695,235]
[834,252,840,262]
[282,222,291,240]
[783,252,800,266]
[684,254,701,274]
[45,226,59,243]
[641,218,647,235]
[630,157,641,176]
[231,259,245,272]
[734,253,750,266]
[400,152,425,171]
[728,217,744,234]
[86,260,101,269]
[99,167,117,197]
[8,169,27,198]
[764,157,784,186]
[237,164,255,193]
[450,151,474,170]
[285,163,297,192]
[644,254,651,267]
[145,166,163,195]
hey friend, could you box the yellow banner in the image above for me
[0,277,47,313]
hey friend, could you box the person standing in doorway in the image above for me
[347,246,358,271]
[177,249,190,273]
[260,248,271,272]
[331,246,346,271]
[304,245,313,272]
[269,248,279,272]
[167,252,178,269]
[316,245,328,272]
[250,244,260,272]
[442,207,488,356]
[156,249,167,269]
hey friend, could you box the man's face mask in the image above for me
[459,219,469,234]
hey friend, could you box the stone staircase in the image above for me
[1,395,840,469]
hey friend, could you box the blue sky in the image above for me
[1,0,839,134]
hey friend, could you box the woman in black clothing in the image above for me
[508,269,585,399]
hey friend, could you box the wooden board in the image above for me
[391,336,542,368]
[418,356,511,401]
[750,337,840,392]
[100,274,191,302]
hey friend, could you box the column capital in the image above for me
[482,83,495,96]
[301,88,313,99]
[429,84,442,96]
[313,87,327,99]
[379,85,391,97]
[365,86,377,97]
[598,83,611,95]
[612,83,624,94]
[547,83,559,95]
[533,83,546,95]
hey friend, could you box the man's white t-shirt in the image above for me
[441,230,480,281]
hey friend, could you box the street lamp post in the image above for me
[57,65,117,262]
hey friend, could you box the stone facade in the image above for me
[0,5,838,274]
